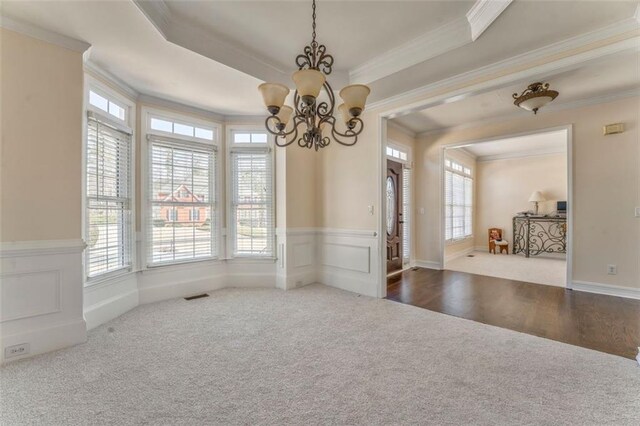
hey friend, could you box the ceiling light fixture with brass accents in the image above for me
[512,82,559,115]
[258,0,370,151]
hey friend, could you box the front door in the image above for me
[386,159,403,274]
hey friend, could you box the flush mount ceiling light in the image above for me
[512,82,559,115]
[258,0,370,151]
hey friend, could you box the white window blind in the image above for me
[86,114,132,279]
[402,167,411,264]
[445,160,473,241]
[148,136,217,265]
[230,148,274,257]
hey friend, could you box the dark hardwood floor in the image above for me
[387,268,640,360]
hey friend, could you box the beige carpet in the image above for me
[446,250,566,287]
[1,284,638,425]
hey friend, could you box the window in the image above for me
[85,113,132,279]
[386,145,408,162]
[229,131,274,257]
[148,136,217,265]
[402,167,411,264]
[445,159,472,241]
[150,116,214,141]
[89,90,125,121]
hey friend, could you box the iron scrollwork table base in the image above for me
[513,216,567,257]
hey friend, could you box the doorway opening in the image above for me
[442,128,571,287]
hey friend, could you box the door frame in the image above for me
[438,125,574,288]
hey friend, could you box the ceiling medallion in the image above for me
[258,0,370,151]
[512,82,559,115]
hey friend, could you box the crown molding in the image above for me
[466,0,514,41]
[84,58,139,100]
[369,16,640,114]
[350,17,471,85]
[137,94,226,123]
[416,88,640,138]
[0,15,90,53]
[475,147,566,163]
[387,120,417,139]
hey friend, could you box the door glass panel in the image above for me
[386,176,396,235]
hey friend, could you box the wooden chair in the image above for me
[489,228,509,254]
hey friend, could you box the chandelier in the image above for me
[258,0,370,150]
[512,82,559,115]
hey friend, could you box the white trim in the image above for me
[466,0,514,41]
[350,17,471,84]
[414,260,443,270]
[84,59,139,100]
[369,21,640,113]
[319,228,377,238]
[0,239,86,257]
[572,281,640,300]
[0,15,90,52]
[476,147,567,163]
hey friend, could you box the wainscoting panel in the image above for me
[0,240,87,363]
[317,229,379,298]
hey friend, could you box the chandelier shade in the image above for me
[258,83,290,113]
[259,0,370,150]
[292,69,326,99]
[339,84,371,115]
[276,105,294,126]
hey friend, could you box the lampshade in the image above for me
[276,105,293,126]
[258,83,289,109]
[528,191,545,202]
[518,96,555,112]
[339,84,371,112]
[337,103,351,124]
[292,69,325,98]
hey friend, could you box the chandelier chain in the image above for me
[311,0,317,45]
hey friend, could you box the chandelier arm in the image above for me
[330,117,364,146]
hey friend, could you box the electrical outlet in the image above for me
[607,264,617,275]
[368,205,374,215]
[635,207,640,218]
[5,343,30,359]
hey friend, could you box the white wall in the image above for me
[474,152,567,248]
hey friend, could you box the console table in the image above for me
[512,215,567,257]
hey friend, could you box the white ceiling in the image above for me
[449,130,567,161]
[1,1,638,116]
[392,50,640,134]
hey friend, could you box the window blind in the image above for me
[148,136,216,265]
[445,166,473,241]
[86,115,132,279]
[402,167,411,264]
[230,148,274,257]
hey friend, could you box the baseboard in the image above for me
[1,317,86,364]
[84,289,139,330]
[572,280,640,300]
[414,260,443,270]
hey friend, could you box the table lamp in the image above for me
[528,191,545,215]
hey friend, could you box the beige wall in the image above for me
[474,153,567,248]
[285,145,317,228]
[413,97,639,289]
[317,109,380,231]
[0,29,84,242]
